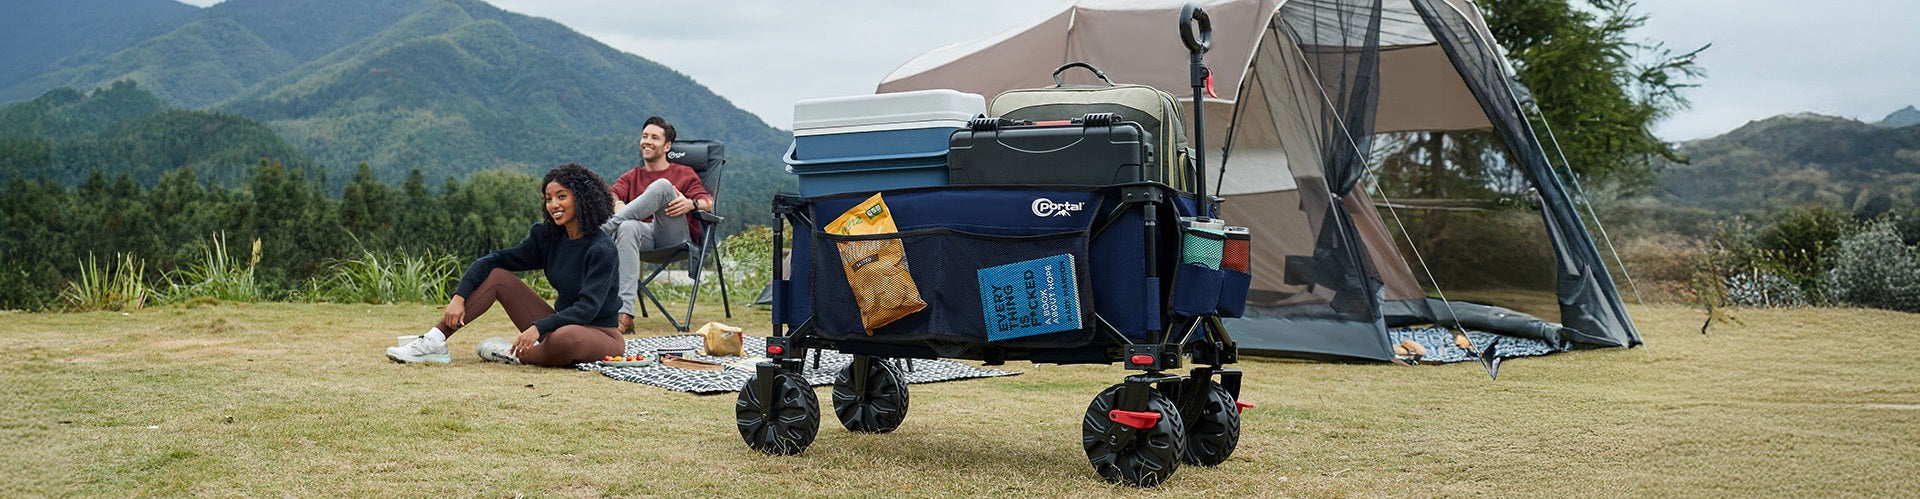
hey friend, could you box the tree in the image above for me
[340,162,396,245]
[395,168,448,252]
[1480,0,1706,189]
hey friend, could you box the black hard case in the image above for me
[946,114,1157,186]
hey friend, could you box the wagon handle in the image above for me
[1181,3,1214,215]
[1052,62,1116,87]
[1180,4,1212,54]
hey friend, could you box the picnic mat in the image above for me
[1386,327,1563,363]
[577,335,1020,394]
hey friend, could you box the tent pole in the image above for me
[1527,106,1648,308]
[1279,14,1465,337]
[1216,60,1253,198]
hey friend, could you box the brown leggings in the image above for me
[437,269,623,367]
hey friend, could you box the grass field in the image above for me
[3,301,1917,496]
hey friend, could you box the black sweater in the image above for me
[453,223,621,335]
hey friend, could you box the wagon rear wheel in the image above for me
[832,355,910,433]
[1181,383,1241,466]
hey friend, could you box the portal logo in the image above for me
[1030,198,1085,217]
[667,150,687,160]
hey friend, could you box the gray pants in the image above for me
[600,179,691,316]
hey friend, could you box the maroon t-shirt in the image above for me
[609,162,710,243]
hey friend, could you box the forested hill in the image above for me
[0,0,197,95]
[2,0,794,225]
[1659,112,1920,216]
[0,81,312,186]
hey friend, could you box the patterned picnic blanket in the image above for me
[577,335,1019,394]
[1385,327,1563,363]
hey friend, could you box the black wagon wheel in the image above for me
[735,369,820,455]
[1181,383,1242,466]
[1082,383,1186,487]
[832,355,910,433]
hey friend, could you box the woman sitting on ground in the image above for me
[386,163,625,366]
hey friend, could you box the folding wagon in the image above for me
[734,5,1246,487]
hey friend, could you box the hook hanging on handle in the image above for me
[1180,4,1214,216]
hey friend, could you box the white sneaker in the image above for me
[387,336,450,364]
[476,337,520,365]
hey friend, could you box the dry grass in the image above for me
[2,301,1917,496]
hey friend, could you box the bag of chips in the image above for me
[825,193,926,333]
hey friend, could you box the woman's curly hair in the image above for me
[541,163,613,238]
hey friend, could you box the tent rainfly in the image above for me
[879,0,1641,361]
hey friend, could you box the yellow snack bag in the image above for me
[825,193,926,333]
[825,192,899,235]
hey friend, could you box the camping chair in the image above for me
[632,139,732,331]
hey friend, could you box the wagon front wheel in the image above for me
[1082,383,1185,487]
[735,367,819,455]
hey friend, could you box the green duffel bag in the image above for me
[990,62,1195,193]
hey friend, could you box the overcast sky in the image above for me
[178,0,1918,141]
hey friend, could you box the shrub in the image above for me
[1822,219,1920,313]
[0,261,52,311]
[1747,206,1846,300]
[523,272,557,301]
[306,250,460,304]
[1722,268,1807,308]
[162,234,264,304]
[720,225,776,296]
[59,253,149,312]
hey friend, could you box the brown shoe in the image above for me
[618,313,634,335]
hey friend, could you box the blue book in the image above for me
[978,254,1083,341]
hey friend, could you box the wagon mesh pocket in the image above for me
[1172,219,1226,317]
[812,228,1094,348]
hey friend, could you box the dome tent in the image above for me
[879,0,1640,361]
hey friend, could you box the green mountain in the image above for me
[0,0,197,98]
[0,81,312,186]
[3,0,793,226]
[1660,112,1920,215]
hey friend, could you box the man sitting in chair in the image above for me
[602,116,712,334]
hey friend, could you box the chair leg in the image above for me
[716,250,733,318]
[638,261,686,331]
[682,251,701,331]
[640,286,685,332]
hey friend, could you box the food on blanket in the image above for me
[1393,344,1410,357]
[698,322,744,356]
[1454,334,1473,350]
[663,356,724,371]
[1399,339,1427,357]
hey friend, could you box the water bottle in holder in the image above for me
[1172,217,1226,317]
[1217,226,1252,317]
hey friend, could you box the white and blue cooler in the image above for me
[786,89,985,196]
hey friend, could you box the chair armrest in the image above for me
[695,209,724,224]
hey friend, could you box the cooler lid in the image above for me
[794,89,985,133]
